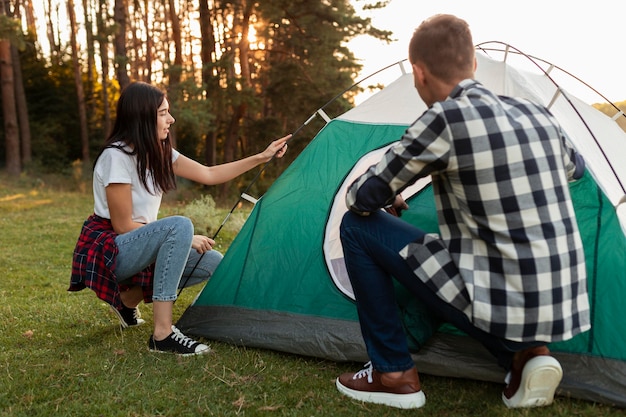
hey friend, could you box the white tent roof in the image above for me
[338,50,626,232]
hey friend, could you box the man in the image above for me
[336,14,590,409]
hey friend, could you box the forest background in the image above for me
[0,0,396,199]
[0,0,624,200]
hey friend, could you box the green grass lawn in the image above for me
[0,173,622,416]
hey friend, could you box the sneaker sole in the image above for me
[335,378,426,409]
[109,305,145,329]
[502,356,563,408]
[148,345,211,357]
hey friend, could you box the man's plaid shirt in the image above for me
[346,79,590,343]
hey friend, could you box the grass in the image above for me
[0,173,622,416]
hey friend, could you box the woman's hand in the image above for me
[260,134,291,162]
[192,235,215,254]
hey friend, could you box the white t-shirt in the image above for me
[93,143,180,223]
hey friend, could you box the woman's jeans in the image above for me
[340,210,541,373]
[113,216,223,302]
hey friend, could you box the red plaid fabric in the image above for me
[69,214,154,310]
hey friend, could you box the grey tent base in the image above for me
[177,305,626,408]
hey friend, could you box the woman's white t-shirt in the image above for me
[93,142,180,224]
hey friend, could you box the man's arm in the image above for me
[346,173,396,216]
[345,109,450,215]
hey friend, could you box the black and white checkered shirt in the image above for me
[346,79,590,342]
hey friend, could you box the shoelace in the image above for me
[171,327,196,348]
[352,361,374,383]
[119,305,141,322]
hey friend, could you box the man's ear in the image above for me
[412,62,426,86]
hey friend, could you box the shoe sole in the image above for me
[335,378,426,409]
[148,346,211,357]
[502,356,563,408]
[109,305,145,329]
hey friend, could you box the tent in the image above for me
[177,43,626,407]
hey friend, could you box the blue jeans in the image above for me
[113,216,223,302]
[340,210,540,373]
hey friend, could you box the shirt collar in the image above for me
[448,79,481,99]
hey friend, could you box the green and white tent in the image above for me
[177,44,626,407]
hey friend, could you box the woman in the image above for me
[70,81,289,356]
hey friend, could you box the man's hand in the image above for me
[384,194,409,217]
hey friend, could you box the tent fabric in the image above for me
[177,50,626,407]
[339,55,626,232]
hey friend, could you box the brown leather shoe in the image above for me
[336,362,425,409]
[502,346,562,408]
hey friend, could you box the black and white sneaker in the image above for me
[148,326,211,356]
[110,304,146,328]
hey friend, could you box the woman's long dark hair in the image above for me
[94,82,176,194]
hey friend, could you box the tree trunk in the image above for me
[165,0,182,148]
[113,0,129,90]
[82,0,96,121]
[45,0,60,64]
[142,0,152,81]
[167,0,181,86]
[23,0,37,38]
[128,0,139,81]
[199,0,217,167]
[0,38,20,176]
[239,0,252,89]
[12,44,30,164]
[67,0,90,164]
[7,0,31,165]
[97,0,111,137]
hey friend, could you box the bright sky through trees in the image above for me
[31,1,625,104]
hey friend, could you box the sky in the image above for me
[348,0,626,104]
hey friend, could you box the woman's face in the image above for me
[157,98,175,141]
